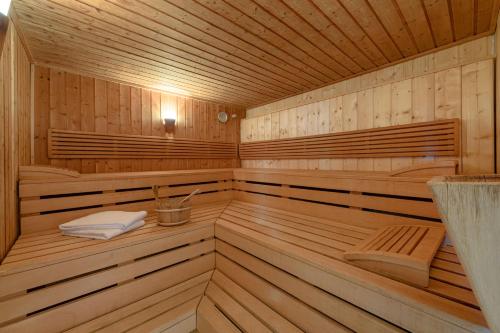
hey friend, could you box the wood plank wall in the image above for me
[242,36,496,174]
[33,66,246,173]
[496,14,500,173]
[0,20,31,261]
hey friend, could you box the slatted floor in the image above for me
[216,201,483,320]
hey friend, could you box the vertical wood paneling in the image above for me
[0,37,4,261]
[329,97,343,170]
[65,72,81,172]
[49,69,66,169]
[34,66,49,165]
[80,76,95,173]
[412,74,435,165]
[140,89,152,171]
[94,79,107,173]
[357,89,373,171]
[33,65,245,172]
[462,60,495,173]
[373,84,392,171]
[119,84,131,172]
[342,93,357,170]
[241,40,495,175]
[390,79,413,170]
[497,20,500,173]
[130,86,142,171]
[0,21,31,261]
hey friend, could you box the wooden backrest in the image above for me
[19,166,233,234]
[239,119,460,160]
[48,129,238,159]
[232,161,457,230]
[18,161,456,234]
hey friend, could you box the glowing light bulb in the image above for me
[0,0,11,16]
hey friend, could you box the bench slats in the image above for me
[18,168,233,233]
[234,181,440,218]
[0,166,487,332]
[65,275,208,333]
[0,255,214,332]
[205,282,273,333]
[235,192,438,230]
[216,253,352,333]
[0,240,214,324]
[230,200,371,237]
[98,291,201,333]
[215,220,486,333]
[197,297,241,333]
[21,191,231,234]
[211,270,302,333]
[215,244,403,333]
[21,181,231,215]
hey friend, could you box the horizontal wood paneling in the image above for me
[0,19,31,261]
[34,65,245,173]
[11,0,500,107]
[240,119,459,160]
[243,38,495,174]
[48,129,238,159]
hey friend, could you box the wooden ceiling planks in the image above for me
[12,0,500,107]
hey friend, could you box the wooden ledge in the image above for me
[388,160,458,177]
[344,225,446,287]
[19,165,81,180]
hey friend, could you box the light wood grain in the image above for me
[430,176,500,333]
[9,0,500,106]
[344,225,446,287]
[242,39,494,174]
[239,119,460,160]
[0,17,31,262]
[34,66,244,172]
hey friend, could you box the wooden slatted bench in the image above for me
[0,167,233,332]
[209,164,489,333]
[0,164,491,333]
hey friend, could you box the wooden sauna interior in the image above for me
[0,0,500,332]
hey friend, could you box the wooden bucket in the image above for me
[155,206,191,226]
[154,195,193,226]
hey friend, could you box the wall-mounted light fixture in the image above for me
[162,104,176,133]
[0,0,11,16]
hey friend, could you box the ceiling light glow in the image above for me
[0,0,11,16]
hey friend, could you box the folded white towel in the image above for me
[62,220,145,240]
[59,211,147,231]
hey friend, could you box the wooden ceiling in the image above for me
[13,0,500,107]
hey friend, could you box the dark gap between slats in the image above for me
[41,191,102,199]
[27,264,119,294]
[362,192,432,202]
[27,284,117,317]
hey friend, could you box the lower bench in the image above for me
[198,244,404,333]
[0,203,225,332]
[211,201,488,333]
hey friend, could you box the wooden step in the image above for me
[343,225,446,287]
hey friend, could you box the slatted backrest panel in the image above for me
[232,163,457,229]
[19,167,234,233]
[49,129,238,159]
[239,119,460,160]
